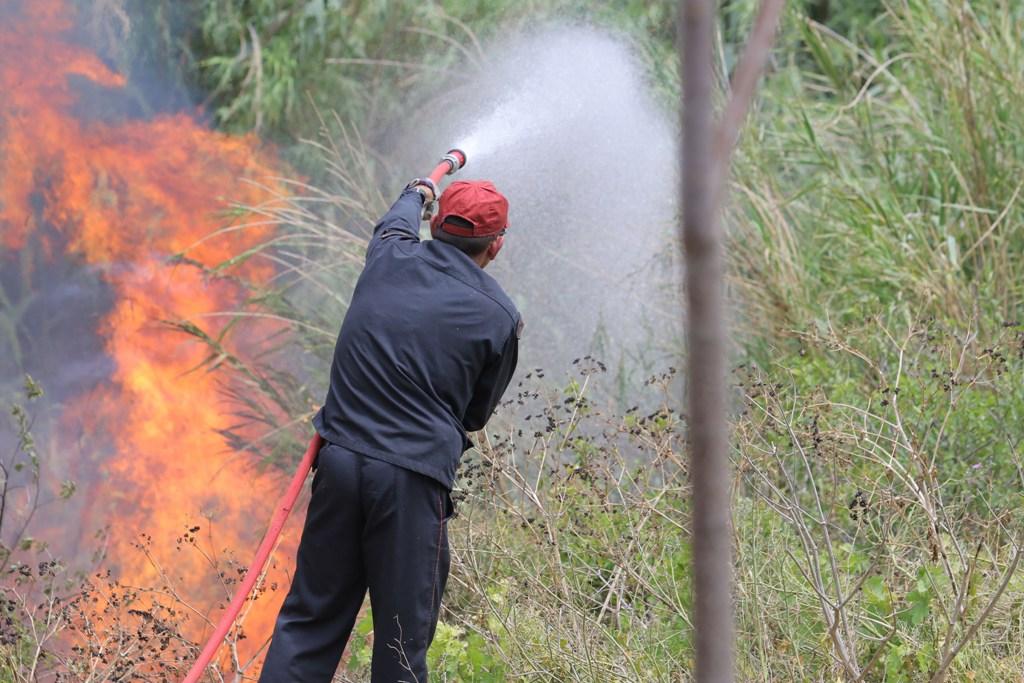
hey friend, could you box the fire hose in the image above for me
[183,148,466,683]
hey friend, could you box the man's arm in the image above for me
[365,189,427,260]
[463,324,519,432]
[365,178,436,259]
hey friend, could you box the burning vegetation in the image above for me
[1,0,302,675]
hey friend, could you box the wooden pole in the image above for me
[679,1,733,680]
[679,1,784,681]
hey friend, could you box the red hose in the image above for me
[183,433,323,683]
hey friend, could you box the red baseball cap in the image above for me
[431,180,509,238]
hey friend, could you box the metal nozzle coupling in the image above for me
[442,149,467,174]
[426,148,468,188]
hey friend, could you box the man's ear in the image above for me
[487,235,505,260]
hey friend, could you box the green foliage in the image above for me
[190,0,536,144]
[428,621,506,682]
[339,605,506,680]
[345,610,375,671]
[420,365,694,681]
[736,316,1024,681]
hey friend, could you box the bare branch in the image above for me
[929,542,1022,683]
[712,0,786,199]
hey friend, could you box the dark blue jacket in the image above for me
[313,189,520,489]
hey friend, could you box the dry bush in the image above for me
[417,360,693,682]
[0,520,288,681]
[735,317,1024,681]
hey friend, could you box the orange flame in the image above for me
[1,0,300,669]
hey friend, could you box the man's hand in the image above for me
[405,177,438,221]
[405,177,437,203]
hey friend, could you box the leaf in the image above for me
[904,588,931,626]
[800,20,843,91]
[23,374,43,400]
[355,612,373,636]
[863,575,892,613]
[946,234,960,266]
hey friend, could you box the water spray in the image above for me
[184,148,467,683]
[399,27,679,379]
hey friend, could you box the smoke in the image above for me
[0,247,114,401]
[400,26,681,395]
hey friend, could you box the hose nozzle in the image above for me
[441,148,467,173]
[427,148,468,186]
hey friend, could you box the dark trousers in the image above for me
[259,443,452,683]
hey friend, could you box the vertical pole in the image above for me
[679,1,734,682]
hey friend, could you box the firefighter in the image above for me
[259,176,521,682]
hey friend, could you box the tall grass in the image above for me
[730,0,1024,356]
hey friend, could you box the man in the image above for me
[260,175,521,682]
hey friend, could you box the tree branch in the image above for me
[712,0,786,201]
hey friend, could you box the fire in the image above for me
[1,0,300,670]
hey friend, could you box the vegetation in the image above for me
[74,0,681,170]
[4,0,1023,681]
